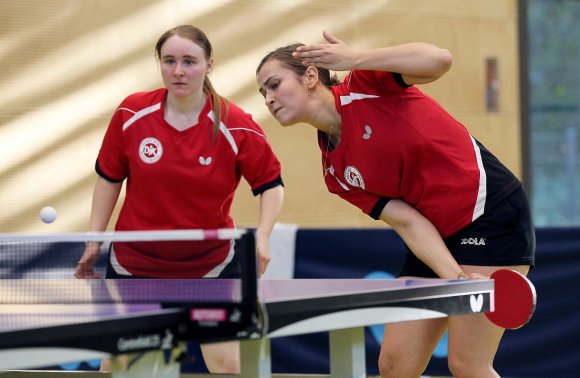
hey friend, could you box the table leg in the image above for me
[239,337,272,377]
[329,328,366,378]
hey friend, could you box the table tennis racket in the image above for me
[486,269,537,330]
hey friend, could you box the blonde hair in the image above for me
[155,25,228,142]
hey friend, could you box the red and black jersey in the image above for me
[96,88,282,277]
[320,70,519,238]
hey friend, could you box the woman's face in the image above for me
[257,60,309,126]
[159,35,212,98]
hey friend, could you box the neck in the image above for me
[308,89,341,140]
[164,92,207,131]
[166,91,206,114]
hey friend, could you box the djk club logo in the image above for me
[139,137,163,164]
[344,166,365,189]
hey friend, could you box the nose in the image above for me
[173,63,185,77]
[264,92,275,107]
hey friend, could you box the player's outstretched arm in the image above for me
[379,199,473,280]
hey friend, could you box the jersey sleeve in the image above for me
[324,172,391,220]
[95,104,130,182]
[345,70,410,95]
[232,110,283,196]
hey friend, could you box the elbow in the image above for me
[436,48,453,76]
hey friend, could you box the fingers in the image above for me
[75,271,100,279]
[294,30,342,56]
[256,247,270,277]
[322,30,342,45]
[466,272,489,280]
[259,255,270,276]
[75,262,101,279]
[292,32,351,70]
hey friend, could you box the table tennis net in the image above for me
[0,229,255,305]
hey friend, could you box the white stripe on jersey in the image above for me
[203,239,235,278]
[340,92,379,106]
[109,246,133,276]
[121,103,162,131]
[470,135,487,221]
[208,111,267,156]
[328,165,350,190]
[208,111,239,155]
[228,127,267,138]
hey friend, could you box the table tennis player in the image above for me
[256,31,535,377]
[75,24,284,374]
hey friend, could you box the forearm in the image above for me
[89,177,122,232]
[396,218,463,279]
[256,185,284,240]
[353,43,452,81]
[77,177,121,278]
[380,199,463,279]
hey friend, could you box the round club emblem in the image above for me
[139,137,163,164]
[344,166,365,189]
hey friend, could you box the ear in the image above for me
[206,57,214,75]
[305,66,319,89]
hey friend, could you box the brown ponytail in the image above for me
[204,77,229,142]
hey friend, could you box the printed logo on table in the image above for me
[470,294,484,312]
[117,333,161,352]
[139,137,163,164]
[344,166,365,189]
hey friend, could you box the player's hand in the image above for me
[293,30,357,71]
[256,238,271,278]
[74,243,102,279]
[457,271,488,280]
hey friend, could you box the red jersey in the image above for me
[97,88,282,277]
[321,70,519,238]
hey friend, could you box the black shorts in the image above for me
[398,186,536,278]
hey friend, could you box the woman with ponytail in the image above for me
[76,25,284,373]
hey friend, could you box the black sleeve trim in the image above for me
[252,176,284,196]
[369,197,392,220]
[95,160,125,183]
[393,72,412,88]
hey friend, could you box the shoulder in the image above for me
[225,101,255,122]
[117,89,166,111]
[110,89,165,129]
[223,102,266,135]
[341,70,409,94]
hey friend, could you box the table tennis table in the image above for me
[0,230,494,377]
[0,277,493,378]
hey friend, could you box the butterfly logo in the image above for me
[199,156,212,166]
[363,125,372,140]
[470,294,484,312]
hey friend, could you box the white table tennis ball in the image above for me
[40,206,57,224]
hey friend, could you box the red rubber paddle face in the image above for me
[486,269,537,329]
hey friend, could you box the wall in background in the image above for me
[0,0,521,232]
